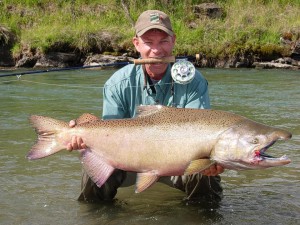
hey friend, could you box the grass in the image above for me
[1,0,300,59]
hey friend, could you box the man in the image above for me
[68,10,224,202]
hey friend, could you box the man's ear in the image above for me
[172,34,176,45]
[132,37,140,52]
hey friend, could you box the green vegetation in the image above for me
[1,0,300,59]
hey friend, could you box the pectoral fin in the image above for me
[184,159,216,175]
[80,149,114,188]
[135,172,159,193]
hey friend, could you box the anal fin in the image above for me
[80,149,114,188]
[184,159,216,175]
[135,172,159,193]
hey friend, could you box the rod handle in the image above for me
[133,56,175,65]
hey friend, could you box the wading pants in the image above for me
[78,169,223,202]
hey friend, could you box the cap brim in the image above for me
[136,25,174,37]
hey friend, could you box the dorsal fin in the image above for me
[76,113,100,125]
[135,105,165,118]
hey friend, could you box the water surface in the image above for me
[0,68,299,225]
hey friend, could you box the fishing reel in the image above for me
[171,59,195,85]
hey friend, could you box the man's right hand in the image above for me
[66,120,87,151]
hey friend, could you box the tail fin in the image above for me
[27,115,68,160]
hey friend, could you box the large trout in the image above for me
[27,105,292,193]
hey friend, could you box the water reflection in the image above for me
[77,185,224,225]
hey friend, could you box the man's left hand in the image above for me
[201,164,224,176]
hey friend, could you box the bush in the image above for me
[0,0,300,59]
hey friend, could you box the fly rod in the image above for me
[0,56,176,78]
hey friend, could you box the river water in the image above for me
[0,68,299,225]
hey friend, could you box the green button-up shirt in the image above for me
[102,64,210,119]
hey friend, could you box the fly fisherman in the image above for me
[67,10,224,202]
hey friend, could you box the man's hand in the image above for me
[201,164,224,176]
[66,120,87,151]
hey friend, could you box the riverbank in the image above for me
[0,1,300,69]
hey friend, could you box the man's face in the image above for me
[132,29,176,79]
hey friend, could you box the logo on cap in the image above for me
[150,13,161,24]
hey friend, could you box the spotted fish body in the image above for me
[27,105,292,193]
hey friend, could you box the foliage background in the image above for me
[0,0,300,59]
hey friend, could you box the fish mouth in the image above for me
[254,141,291,166]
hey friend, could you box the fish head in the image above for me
[212,119,292,170]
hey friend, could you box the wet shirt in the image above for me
[102,64,210,119]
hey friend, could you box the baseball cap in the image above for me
[135,10,174,37]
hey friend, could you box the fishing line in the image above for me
[0,56,176,78]
[0,76,101,89]
[0,55,197,80]
[0,76,175,90]
[18,79,102,89]
[0,56,197,90]
[2,79,104,90]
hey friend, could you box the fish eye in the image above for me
[251,138,259,144]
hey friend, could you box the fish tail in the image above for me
[27,115,68,160]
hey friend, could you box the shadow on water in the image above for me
[77,184,224,225]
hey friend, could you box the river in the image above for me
[0,68,299,225]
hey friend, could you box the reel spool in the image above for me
[171,59,195,84]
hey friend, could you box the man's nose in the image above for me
[151,43,163,54]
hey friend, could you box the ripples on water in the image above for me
[0,68,299,225]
